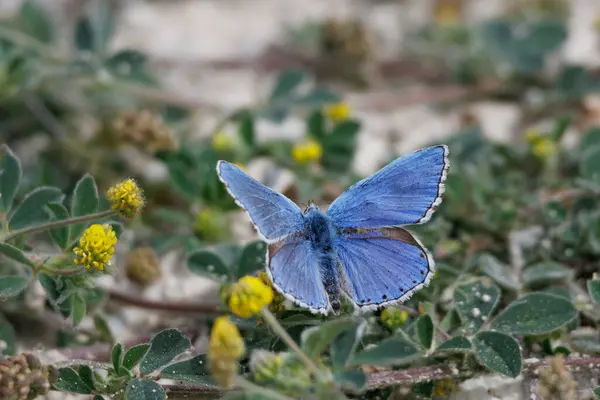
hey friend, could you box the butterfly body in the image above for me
[217,145,449,315]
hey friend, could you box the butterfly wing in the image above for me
[217,161,305,243]
[267,239,330,314]
[327,145,449,228]
[335,227,434,312]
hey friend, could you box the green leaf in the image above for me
[77,365,95,392]
[0,314,16,355]
[522,262,573,288]
[70,174,99,240]
[479,254,521,291]
[112,343,123,374]
[307,110,326,139]
[45,203,70,249]
[550,116,570,142]
[53,367,92,394]
[0,242,35,267]
[106,50,148,80]
[238,112,255,147]
[570,332,600,355]
[582,127,600,150]
[70,293,86,326]
[473,331,521,378]
[236,241,266,278]
[74,0,115,54]
[74,17,94,52]
[414,315,434,350]
[187,250,230,281]
[581,145,600,182]
[491,293,577,335]
[93,314,114,342]
[453,277,501,333]
[296,88,341,107]
[9,186,63,230]
[334,370,367,393]
[588,280,600,304]
[269,69,305,101]
[160,354,215,385]
[0,276,28,298]
[125,379,166,400]
[439,309,462,333]
[331,320,367,370]
[19,0,53,43]
[594,386,600,399]
[123,344,149,370]
[435,336,472,354]
[301,318,357,361]
[93,396,105,400]
[0,145,22,212]
[349,337,421,367]
[321,121,360,172]
[139,329,191,374]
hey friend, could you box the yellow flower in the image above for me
[259,271,286,313]
[525,127,541,144]
[106,179,144,218]
[209,316,245,389]
[212,131,234,152]
[73,224,117,272]
[323,102,350,122]
[380,307,408,330]
[531,138,558,160]
[292,140,323,165]
[228,276,273,318]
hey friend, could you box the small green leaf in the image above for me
[93,314,114,342]
[581,145,600,182]
[125,379,166,400]
[479,254,521,291]
[594,386,600,399]
[588,280,600,304]
[77,365,95,391]
[0,242,36,267]
[331,320,367,370]
[74,0,115,54]
[491,293,577,335]
[238,112,255,147]
[473,331,521,378]
[439,309,462,332]
[269,69,305,101]
[112,343,123,374]
[435,336,472,354]
[307,110,326,139]
[139,329,191,374]
[550,116,570,142]
[9,186,63,230]
[160,354,215,386]
[349,337,421,367]
[414,315,434,350]
[0,314,16,355]
[123,344,149,370]
[454,277,501,333]
[187,250,230,281]
[70,174,99,240]
[45,203,71,249]
[53,367,92,394]
[334,370,367,393]
[70,293,86,326]
[582,127,600,150]
[0,276,28,298]
[301,318,357,361]
[19,0,53,43]
[236,241,266,278]
[0,145,22,212]
[106,50,148,79]
[522,262,573,288]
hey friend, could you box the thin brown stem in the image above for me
[2,210,116,241]
[40,265,86,276]
[106,288,222,314]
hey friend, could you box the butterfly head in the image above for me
[303,201,320,214]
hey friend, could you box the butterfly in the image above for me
[217,145,449,315]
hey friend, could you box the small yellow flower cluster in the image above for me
[525,128,558,161]
[228,276,274,318]
[73,224,117,272]
[208,316,245,389]
[324,102,351,122]
[106,179,144,218]
[259,272,286,313]
[292,140,323,165]
[380,307,408,330]
[212,131,234,152]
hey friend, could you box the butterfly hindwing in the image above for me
[217,161,305,243]
[267,239,330,314]
[335,227,434,311]
[327,145,449,228]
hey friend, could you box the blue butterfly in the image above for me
[217,145,449,315]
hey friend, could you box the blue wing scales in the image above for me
[336,227,434,311]
[327,145,449,228]
[217,161,305,243]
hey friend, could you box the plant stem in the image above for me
[40,265,86,276]
[2,210,116,241]
[260,308,319,376]
[105,287,222,314]
[235,376,295,400]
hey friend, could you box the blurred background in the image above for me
[3,1,600,398]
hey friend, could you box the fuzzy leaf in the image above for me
[594,386,600,399]
[123,344,149,371]
[331,320,367,370]
[0,242,36,267]
[70,293,86,326]
[125,379,166,400]
[112,343,124,374]
[54,368,92,394]
[160,354,215,386]
[435,336,472,354]
[19,0,54,43]
[415,315,434,350]
[522,262,573,288]
[9,186,63,230]
[490,293,577,335]
[77,365,95,391]
[45,203,71,249]
[0,314,16,355]
[0,276,28,298]
[187,250,230,281]
[588,280,600,304]
[139,329,191,374]
[236,241,266,278]
[70,174,99,240]
[479,254,521,291]
[349,337,421,367]
[269,69,305,101]
[334,370,367,393]
[0,145,22,212]
[454,277,501,334]
[301,318,357,361]
[473,331,521,378]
